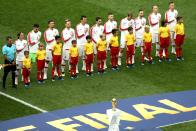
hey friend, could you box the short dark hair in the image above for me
[48,20,54,24]
[177,16,183,22]
[33,24,39,28]
[80,15,87,20]
[72,40,76,44]
[161,20,166,26]
[96,16,101,21]
[127,12,133,17]
[108,12,113,16]
[17,32,23,39]
[65,19,70,23]
[55,35,61,40]
[169,1,174,5]
[24,50,29,55]
[128,27,133,31]
[86,35,91,40]
[152,5,158,9]
[6,36,12,41]
[112,29,118,35]
[139,9,143,12]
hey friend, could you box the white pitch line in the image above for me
[0,91,48,113]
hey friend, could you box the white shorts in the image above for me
[77,44,84,58]
[135,38,144,47]
[120,38,126,48]
[45,50,52,61]
[62,49,70,61]
[152,33,159,44]
[16,60,22,70]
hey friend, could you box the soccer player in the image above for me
[148,5,161,57]
[119,12,134,66]
[2,36,17,89]
[76,15,90,71]
[84,35,94,76]
[96,34,107,74]
[15,32,28,85]
[36,43,46,84]
[61,19,76,76]
[22,51,31,87]
[51,36,63,81]
[134,9,146,62]
[69,40,79,79]
[174,16,185,60]
[106,98,121,131]
[44,20,59,79]
[109,29,119,70]
[27,24,41,63]
[125,27,135,67]
[142,25,153,65]
[158,20,171,62]
[165,1,178,54]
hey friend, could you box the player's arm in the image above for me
[90,26,96,43]
[61,31,71,43]
[76,25,85,38]
[148,15,158,26]
[27,32,36,46]
[120,19,127,31]
[165,11,175,23]
[104,23,112,34]
[44,31,54,43]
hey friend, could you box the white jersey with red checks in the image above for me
[148,12,161,34]
[90,24,104,43]
[165,9,178,32]
[104,20,117,43]
[44,28,59,51]
[75,23,90,45]
[62,28,75,49]
[27,30,41,53]
[134,17,146,39]
[15,39,28,61]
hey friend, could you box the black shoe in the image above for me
[12,84,17,88]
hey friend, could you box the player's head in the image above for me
[128,27,133,34]
[55,35,61,43]
[138,9,144,17]
[112,29,118,36]
[80,15,87,24]
[17,32,24,39]
[71,40,77,47]
[108,12,114,21]
[127,12,133,20]
[6,36,12,46]
[100,33,106,40]
[33,24,39,33]
[86,35,92,42]
[161,20,167,27]
[39,43,44,50]
[65,19,71,28]
[48,20,55,28]
[96,16,102,25]
[111,98,117,108]
[169,1,175,10]
[152,5,158,13]
[145,25,150,33]
[24,50,29,57]
[177,16,183,23]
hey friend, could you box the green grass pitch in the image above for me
[0,0,196,130]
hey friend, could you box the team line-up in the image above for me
[2,2,185,88]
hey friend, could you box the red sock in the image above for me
[52,67,55,78]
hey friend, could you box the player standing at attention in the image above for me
[90,17,104,71]
[51,36,63,81]
[27,24,41,63]
[76,15,90,71]
[104,12,117,68]
[15,32,28,85]
[106,98,121,131]
[36,43,46,84]
[174,16,185,61]
[158,20,171,62]
[119,12,134,66]
[109,29,119,71]
[134,9,146,62]
[148,5,161,57]
[96,34,107,74]
[44,20,59,79]
[22,51,31,87]
[165,1,178,54]
[69,40,79,79]
[84,35,94,76]
[125,27,135,68]
[142,25,153,65]
[61,19,76,76]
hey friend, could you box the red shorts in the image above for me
[110,47,119,56]
[175,34,185,46]
[144,42,152,52]
[97,51,106,60]
[85,54,94,64]
[37,60,45,70]
[70,56,78,65]
[160,37,170,48]
[126,45,134,55]
[53,55,62,65]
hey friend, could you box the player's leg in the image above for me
[37,60,41,82]
[159,38,164,62]
[44,49,52,79]
[171,31,176,54]
[2,67,9,88]
[61,49,66,76]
